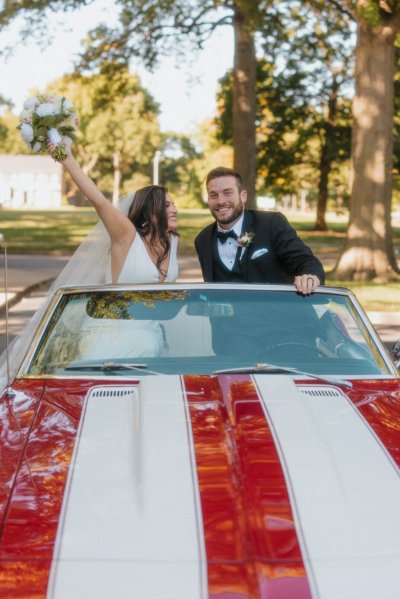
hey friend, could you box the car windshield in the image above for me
[26,288,391,377]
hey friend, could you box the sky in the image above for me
[0,2,234,133]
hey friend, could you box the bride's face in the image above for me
[165,194,178,231]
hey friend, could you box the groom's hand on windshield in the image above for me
[294,274,320,296]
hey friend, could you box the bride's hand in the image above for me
[47,131,72,162]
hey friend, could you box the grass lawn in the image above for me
[0,208,99,255]
[1,207,399,311]
[330,281,400,311]
[0,208,214,256]
[0,208,353,255]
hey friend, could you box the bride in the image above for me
[55,145,180,360]
[0,144,180,392]
[53,143,179,284]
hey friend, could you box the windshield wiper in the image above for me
[213,362,353,389]
[64,362,161,375]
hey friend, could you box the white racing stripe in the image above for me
[48,377,207,599]
[255,375,400,599]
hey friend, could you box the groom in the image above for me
[195,167,325,295]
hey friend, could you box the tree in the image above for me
[217,61,314,194]
[193,117,234,201]
[215,1,354,223]
[277,2,354,230]
[0,0,281,208]
[322,0,400,281]
[216,57,352,215]
[45,63,161,203]
[393,46,400,206]
[0,110,29,154]
[159,133,204,208]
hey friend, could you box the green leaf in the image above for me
[37,115,58,128]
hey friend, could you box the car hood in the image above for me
[2,374,400,599]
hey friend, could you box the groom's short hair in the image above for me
[206,167,244,192]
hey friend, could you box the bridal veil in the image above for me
[0,194,134,393]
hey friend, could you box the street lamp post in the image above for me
[153,151,161,185]
[0,233,15,397]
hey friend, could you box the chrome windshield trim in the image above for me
[16,283,399,379]
[344,290,398,376]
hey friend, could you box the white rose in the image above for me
[47,128,62,145]
[19,109,32,123]
[36,102,58,117]
[20,123,34,143]
[53,97,63,112]
[63,99,75,111]
[23,96,39,110]
[33,142,42,152]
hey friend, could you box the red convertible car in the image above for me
[1,283,400,599]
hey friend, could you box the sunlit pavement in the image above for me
[0,254,70,296]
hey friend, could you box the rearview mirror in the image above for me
[186,302,209,316]
[186,302,234,317]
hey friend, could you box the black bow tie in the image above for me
[217,230,238,244]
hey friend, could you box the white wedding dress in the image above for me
[79,233,179,360]
[105,233,179,284]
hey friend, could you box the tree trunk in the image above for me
[232,5,257,208]
[332,21,399,281]
[314,79,338,231]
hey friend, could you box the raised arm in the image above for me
[50,146,135,245]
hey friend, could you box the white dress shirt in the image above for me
[217,214,244,271]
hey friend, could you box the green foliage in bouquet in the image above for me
[18,94,79,159]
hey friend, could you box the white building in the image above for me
[0,154,63,208]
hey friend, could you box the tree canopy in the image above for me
[0,0,282,207]
[44,63,161,202]
[2,0,400,279]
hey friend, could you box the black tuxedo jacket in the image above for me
[194,210,325,284]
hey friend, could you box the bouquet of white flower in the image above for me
[18,94,79,161]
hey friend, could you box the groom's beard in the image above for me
[211,203,244,227]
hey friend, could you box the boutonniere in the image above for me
[236,231,255,248]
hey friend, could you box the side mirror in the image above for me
[392,340,400,368]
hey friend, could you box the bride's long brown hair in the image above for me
[127,185,176,276]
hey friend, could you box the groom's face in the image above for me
[207,176,247,229]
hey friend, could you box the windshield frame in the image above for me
[18,283,399,380]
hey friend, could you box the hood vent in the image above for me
[297,385,347,399]
[88,385,139,400]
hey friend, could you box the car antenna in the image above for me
[1,233,15,398]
